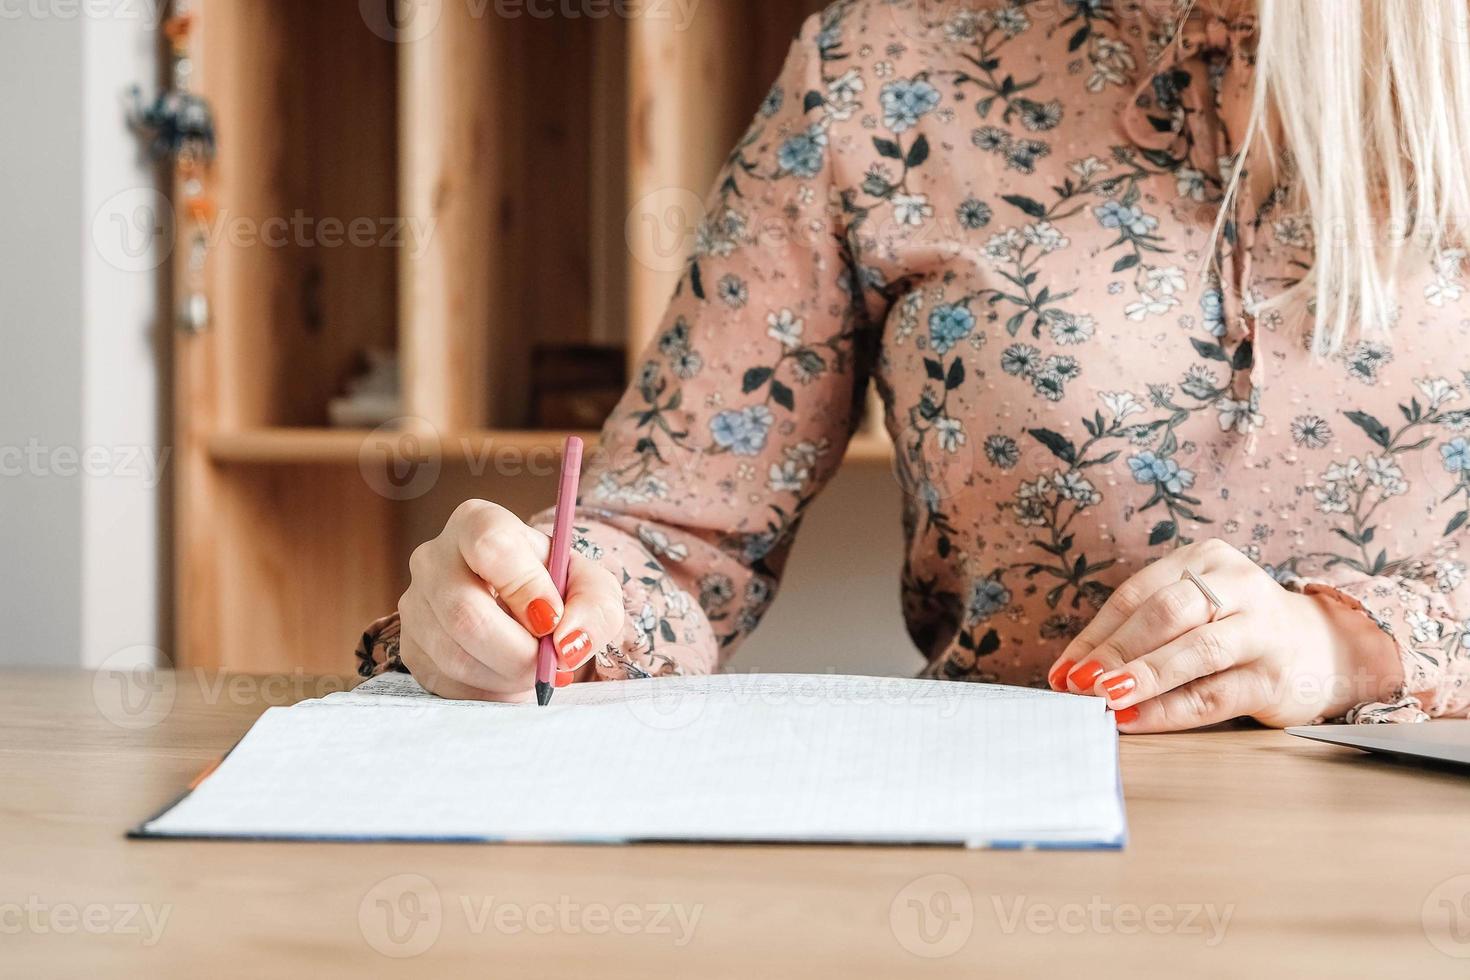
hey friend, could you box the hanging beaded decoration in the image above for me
[129,0,216,334]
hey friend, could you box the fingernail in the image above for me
[1101,673,1137,701]
[1113,705,1140,725]
[554,669,574,688]
[1067,659,1106,691]
[526,598,560,636]
[1047,659,1075,691]
[557,629,591,668]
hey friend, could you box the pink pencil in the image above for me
[535,436,584,706]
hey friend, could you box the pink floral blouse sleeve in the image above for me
[525,10,884,679]
[359,9,878,681]
[1289,552,1470,722]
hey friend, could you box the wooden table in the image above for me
[6,669,1470,978]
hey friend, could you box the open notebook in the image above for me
[133,673,1127,849]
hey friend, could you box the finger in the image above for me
[397,594,528,702]
[1050,538,1236,690]
[551,554,625,671]
[1095,618,1252,709]
[424,562,539,688]
[1065,568,1250,694]
[1114,666,1269,734]
[453,501,562,637]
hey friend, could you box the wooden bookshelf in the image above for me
[172,0,888,673]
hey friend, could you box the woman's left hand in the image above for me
[1047,539,1402,732]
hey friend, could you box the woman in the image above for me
[360,0,1470,730]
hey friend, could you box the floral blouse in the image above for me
[360,0,1470,722]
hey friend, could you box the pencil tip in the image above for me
[535,682,552,707]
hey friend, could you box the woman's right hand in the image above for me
[397,499,625,701]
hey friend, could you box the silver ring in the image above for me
[1181,567,1224,622]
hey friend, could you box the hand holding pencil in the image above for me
[393,437,625,703]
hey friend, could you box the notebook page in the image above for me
[331,671,1055,708]
[141,692,1125,847]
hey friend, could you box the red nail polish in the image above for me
[1047,659,1075,692]
[1068,659,1106,691]
[527,598,559,637]
[1101,673,1137,700]
[554,670,574,688]
[1113,705,1140,725]
[557,629,591,668]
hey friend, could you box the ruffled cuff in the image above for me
[1280,576,1425,724]
[354,613,407,678]
[554,512,721,683]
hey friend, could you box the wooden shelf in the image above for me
[173,0,841,673]
[208,428,893,466]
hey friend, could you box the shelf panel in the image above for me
[207,428,893,466]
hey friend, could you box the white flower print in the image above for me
[1070,155,1106,180]
[1125,294,1176,321]
[1012,477,1051,526]
[1314,480,1352,515]
[718,274,748,308]
[1435,559,1466,593]
[1426,249,1466,307]
[825,68,865,121]
[892,192,934,227]
[935,416,967,453]
[1023,220,1069,253]
[1345,341,1393,384]
[1086,35,1135,91]
[767,458,808,494]
[993,6,1028,35]
[1364,454,1408,497]
[1216,389,1264,434]
[943,10,980,41]
[1408,610,1443,645]
[1180,364,1218,401]
[638,526,689,562]
[1052,470,1101,506]
[1272,213,1312,250]
[766,308,805,348]
[1101,390,1145,422]
[1050,313,1095,345]
[1291,414,1332,449]
[1417,376,1460,410]
[984,228,1023,263]
[1147,266,1187,297]
[1174,167,1206,201]
[785,439,827,471]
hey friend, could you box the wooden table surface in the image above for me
[5,668,1470,978]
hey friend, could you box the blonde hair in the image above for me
[1225,0,1470,352]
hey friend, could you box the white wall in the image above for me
[0,6,164,668]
